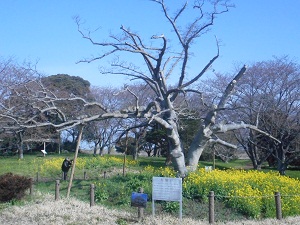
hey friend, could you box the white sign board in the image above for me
[152,177,182,219]
[205,166,212,172]
[152,177,182,201]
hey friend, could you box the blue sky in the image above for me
[1,0,299,87]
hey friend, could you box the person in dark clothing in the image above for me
[61,158,72,180]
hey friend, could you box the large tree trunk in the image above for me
[156,103,190,177]
[186,126,210,171]
[167,123,187,177]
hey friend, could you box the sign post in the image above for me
[152,177,182,220]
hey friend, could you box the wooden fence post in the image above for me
[36,172,39,182]
[84,171,87,180]
[29,178,33,195]
[104,171,107,179]
[90,184,95,207]
[123,130,129,177]
[138,187,144,221]
[55,180,60,201]
[209,191,215,224]
[274,192,282,220]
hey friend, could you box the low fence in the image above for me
[33,171,108,182]
[29,174,288,224]
[208,191,283,224]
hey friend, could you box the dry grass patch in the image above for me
[1,194,300,225]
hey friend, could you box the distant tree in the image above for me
[41,74,91,98]
[211,132,239,162]
[83,119,121,155]
[178,114,201,155]
[0,58,41,158]
[115,136,135,155]
[231,57,300,174]
[42,74,93,152]
[0,133,17,155]
[82,86,125,154]
[145,123,169,157]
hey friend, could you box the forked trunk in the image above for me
[186,126,211,172]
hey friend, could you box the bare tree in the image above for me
[231,57,300,174]
[84,119,121,155]
[74,0,255,176]
[82,86,131,155]
[0,58,42,158]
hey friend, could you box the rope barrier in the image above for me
[213,194,300,198]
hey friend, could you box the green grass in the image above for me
[200,159,300,180]
[0,153,75,176]
[0,155,37,176]
[200,159,253,170]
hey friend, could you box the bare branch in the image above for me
[218,65,247,109]
[209,138,237,148]
[212,122,281,143]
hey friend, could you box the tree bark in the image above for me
[100,146,104,156]
[167,123,187,177]
[186,126,210,171]
[93,143,98,155]
[17,132,24,159]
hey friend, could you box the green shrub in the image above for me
[95,172,153,207]
[0,173,32,202]
[161,201,180,213]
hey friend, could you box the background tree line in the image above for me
[0,56,299,175]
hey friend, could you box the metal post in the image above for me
[90,184,95,207]
[275,192,282,220]
[55,180,60,201]
[84,171,87,180]
[36,172,39,182]
[104,171,107,179]
[209,191,215,224]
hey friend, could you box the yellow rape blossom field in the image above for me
[38,155,138,178]
[183,168,300,218]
